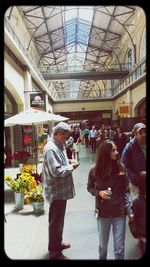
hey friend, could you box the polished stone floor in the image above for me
[4,144,142,260]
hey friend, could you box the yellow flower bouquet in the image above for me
[5,174,27,194]
[27,184,44,203]
[5,164,43,206]
[5,173,41,206]
[20,164,42,184]
[21,164,36,174]
[4,173,37,194]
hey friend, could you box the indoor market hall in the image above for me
[4,144,142,260]
[4,5,146,261]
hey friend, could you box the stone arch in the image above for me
[134,97,146,123]
[4,81,24,167]
[5,78,24,112]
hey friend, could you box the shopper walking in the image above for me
[113,126,128,158]
[121,122,146,187]
[89,125,97,152]
[83,127,90,147]
[87,139,134,259]
[71,127,80,161]
[42,122,80,260]
[65,135,74,159]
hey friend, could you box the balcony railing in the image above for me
[39,62,130,74]
[112,56,146,97]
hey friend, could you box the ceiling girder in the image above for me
[18,5,136,100]
[42,69,129,80]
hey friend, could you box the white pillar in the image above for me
[126,89,133,116]
[24,67,32,109]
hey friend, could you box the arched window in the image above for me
[125,48,134,70]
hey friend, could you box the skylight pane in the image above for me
[64,19,76,45]
[69,80,80,98]
[79,7,93,22]
[65,8,77,21]
[77,43,87,53]
[78,21,91,45]
[63,7,94,97]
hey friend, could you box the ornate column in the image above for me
[126,89,133,117]
[23,65,32,109]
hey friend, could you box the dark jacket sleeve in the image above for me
[124,174,133,215]
[87,167,99,197]
[121,144,139,186]
[120,163,133,215]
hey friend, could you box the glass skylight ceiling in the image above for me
[18,5,137,100]
[63,7,94,97]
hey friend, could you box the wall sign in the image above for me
[118,104,130,116]
[30,93,46,111]
[102,113,111,118]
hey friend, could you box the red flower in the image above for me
[31,173,42,183]
[23,135,32,145]
[12,151,32,162]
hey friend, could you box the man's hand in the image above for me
[70,159,78,164]
[70,159,80,169]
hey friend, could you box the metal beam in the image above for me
[42,70,129,80]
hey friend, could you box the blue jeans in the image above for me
[97,216,126,259]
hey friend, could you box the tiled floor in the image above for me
[4,144,142,260]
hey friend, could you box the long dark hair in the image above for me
[94,139,124,180]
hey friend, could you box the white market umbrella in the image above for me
[4,108,69,171]
[4,108,69,127]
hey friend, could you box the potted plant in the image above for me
[4,170,38,209]
[27,184,44,213]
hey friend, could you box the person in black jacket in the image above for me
[121,122,146,187]
[87,139,134,260]
[113,126,128,158]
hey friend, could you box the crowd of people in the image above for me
[41,121,146,260]
[63,123,130,161]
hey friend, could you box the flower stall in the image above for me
[4,164,44,212]
[4,172,35,210]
